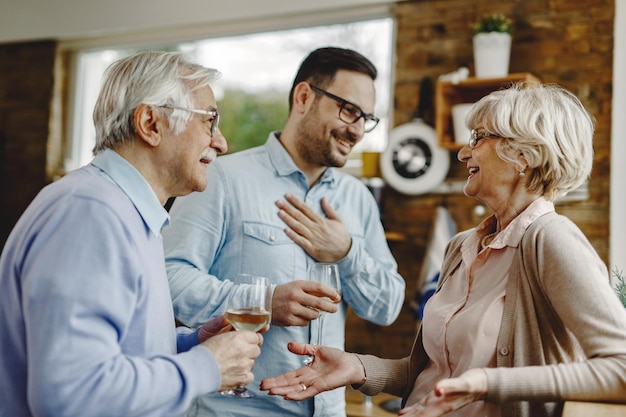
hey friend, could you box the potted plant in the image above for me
[472,12,513,79]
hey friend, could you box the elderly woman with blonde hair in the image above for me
[261,82,626,417]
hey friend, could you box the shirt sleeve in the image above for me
[336,190,406,326]
[176,327,200,353]
[355,354,411,398]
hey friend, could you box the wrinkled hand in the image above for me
[398,369,488,417]
[200,330,263,391]
[271,281,340,327]
[197,316,233,343]
[260,342,365,400]
[276,194,351,263]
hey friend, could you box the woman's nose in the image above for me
[457,143,471,162]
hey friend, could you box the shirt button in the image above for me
[499,347,509,356]
[269,235,276,242]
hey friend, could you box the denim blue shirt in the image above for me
[0,149,219,417]
[163,133,405,417]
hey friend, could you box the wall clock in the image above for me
[380,120,450,195]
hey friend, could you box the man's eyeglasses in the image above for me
[309,85,380,133]
[469,129,501,149]
[158,105,220,136]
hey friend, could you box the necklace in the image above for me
[480,231,498,249]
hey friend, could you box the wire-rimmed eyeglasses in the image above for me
[158,105,220,136]
[469,129,501,149]
[309,84,380,133]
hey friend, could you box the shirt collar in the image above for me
[91,149,170,235]
[265,132,336,186]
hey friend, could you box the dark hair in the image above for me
[288,47,377,111]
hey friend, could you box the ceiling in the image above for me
[0,0,395,46]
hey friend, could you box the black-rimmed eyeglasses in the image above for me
[309,85,380,133]
[158,105,220,136]
[469,129,500,149]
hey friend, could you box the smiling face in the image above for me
[161,85,227,197]
[295,70,376,169]
[457,130,525,208]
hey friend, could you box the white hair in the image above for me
[467,82,595,200]
[92,51,220,153]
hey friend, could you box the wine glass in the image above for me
[221,274,272,398]
[303,262,341,364]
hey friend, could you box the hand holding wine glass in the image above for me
[221,274,272,397]
[199,327,262,393]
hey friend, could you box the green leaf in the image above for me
[472,13,513,35]
[614,267,626,308]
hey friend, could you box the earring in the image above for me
[519,170,525,177]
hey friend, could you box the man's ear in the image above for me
[292,82,315,114]
[134,103,162,147]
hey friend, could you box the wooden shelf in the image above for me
[435,73,540,150]
[385,231,407,242]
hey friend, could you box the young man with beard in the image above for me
[163,47,405,417]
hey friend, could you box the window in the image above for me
[66,18,393,173]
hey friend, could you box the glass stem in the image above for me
[316,313,324,346]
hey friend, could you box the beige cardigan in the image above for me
[356,212,626,417]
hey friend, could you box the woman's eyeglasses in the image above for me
[469,129,501,149]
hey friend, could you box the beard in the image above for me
[294,108,357,168]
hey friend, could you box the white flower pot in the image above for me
[473,32,511,78]
[452,103,474,145]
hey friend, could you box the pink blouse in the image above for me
[405,198,554,416]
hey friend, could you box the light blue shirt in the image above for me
[163,133,406,417]
[0,149,220,417]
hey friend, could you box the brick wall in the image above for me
[0,40,57,248]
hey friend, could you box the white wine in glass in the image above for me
[221,274,272,398]
[225,308,270,332]
[303,262,341,364]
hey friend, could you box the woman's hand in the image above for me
[260,342,365,400]
[398,368,488,416]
